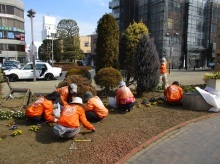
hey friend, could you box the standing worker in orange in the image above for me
[164,81,183,104]
[160,57,168,90]
[55,83,77,105]
[83,91,108,123]
[116,81,135,113]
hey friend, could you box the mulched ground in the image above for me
[0,91,216,163]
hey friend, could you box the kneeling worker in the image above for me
[83,91,108,123]
[164,81,183,104]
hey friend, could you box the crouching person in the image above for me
[83,91,108,123]
[164,81,183,104]
[25,91,62,124]
[116,81,135,113]
[53,97,95,139]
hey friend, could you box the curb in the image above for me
[116,113,220,164]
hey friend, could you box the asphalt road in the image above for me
[0,68,212,97]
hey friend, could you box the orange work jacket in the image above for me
[57,104,94,130]
[160,62,168,74]
[165,85,183,102]
[56,86,70,105]
[116,86,135,105]
[25,96,56,122]
[84,96,108,118]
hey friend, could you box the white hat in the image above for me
[70,83,77,93]
[119,81,126,87]
[70,97,83,104]
[161,58,166,62]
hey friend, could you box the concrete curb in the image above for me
[116,113,220,164]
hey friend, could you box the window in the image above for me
[84,41,89,47]
[6,5,14,15]
[168,18,173,29]
[23,64,33,70]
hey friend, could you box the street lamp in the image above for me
[27,9,36,81]
[47,33,58,66]
[166,32,179,74]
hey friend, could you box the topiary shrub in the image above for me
[94,67,122,96]
[57,75,96,97]
[65,68,91,80]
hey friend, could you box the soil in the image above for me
[0,91,215,164]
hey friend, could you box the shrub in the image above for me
[65,68,91,80]
[57,75,96,97]
[203,72,220,82]
[94,67,122,95]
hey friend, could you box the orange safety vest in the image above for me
[160,62,168,74]
[116,86,135,105]
[25,96,55,122]
[165,85,183,102]
[57,104,94,130]
[56,86,74,105]
[84,96,108,118]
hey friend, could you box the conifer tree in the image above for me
[95,14,119,72]
[134,34,160,96]
[119,21,149,85]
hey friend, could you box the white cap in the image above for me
[119,81,126,87]
[161,58,166,62]
[70,97,83,104]
[70,83,77,93]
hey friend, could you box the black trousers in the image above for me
[85,111,103,123]
[118,102,135,111]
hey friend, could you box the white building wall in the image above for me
[41,16,57,41]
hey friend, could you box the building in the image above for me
[0,0,25,64]
[109,0,220,69]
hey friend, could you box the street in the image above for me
[0,68,212,97]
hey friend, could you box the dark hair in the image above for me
[44,91,62,105]
[172,81,179,86]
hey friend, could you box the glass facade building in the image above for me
[0,0,25,64]
[109,0,220,69]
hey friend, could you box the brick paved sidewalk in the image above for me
[124,115,220,164]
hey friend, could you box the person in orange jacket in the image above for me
[116,81,135,113]
[83,91,108,123]
[164,81,183,104]
[55,83,77,105]
[25,91,62,124]
[160,57,168,90]
[53,97,95,139]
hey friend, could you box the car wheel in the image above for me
[45,73,54,81]
[9,74,18,82]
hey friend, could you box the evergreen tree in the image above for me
[57,19,83,62]
[134,34,160,96]
[119,21,149,85]
[95,14,119,72]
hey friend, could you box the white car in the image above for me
[3,62,62,82]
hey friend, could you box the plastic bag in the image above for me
[53,103,61,118]
[108,97,116,109]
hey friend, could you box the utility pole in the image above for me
[27,9,36,81]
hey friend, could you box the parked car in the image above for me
[1,62,18,72]
[3,62,62,82]
[208,62,215,70]
[77,60,87,66]
[4,60,21,68]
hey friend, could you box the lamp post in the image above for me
[48,33,58,66]
[166,32,179,74]
[27,9,36,81]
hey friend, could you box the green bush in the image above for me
[57,75,96,97]
[94,67,122,95]
[65,68,91,80]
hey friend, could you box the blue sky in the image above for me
[23,0,111,44]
